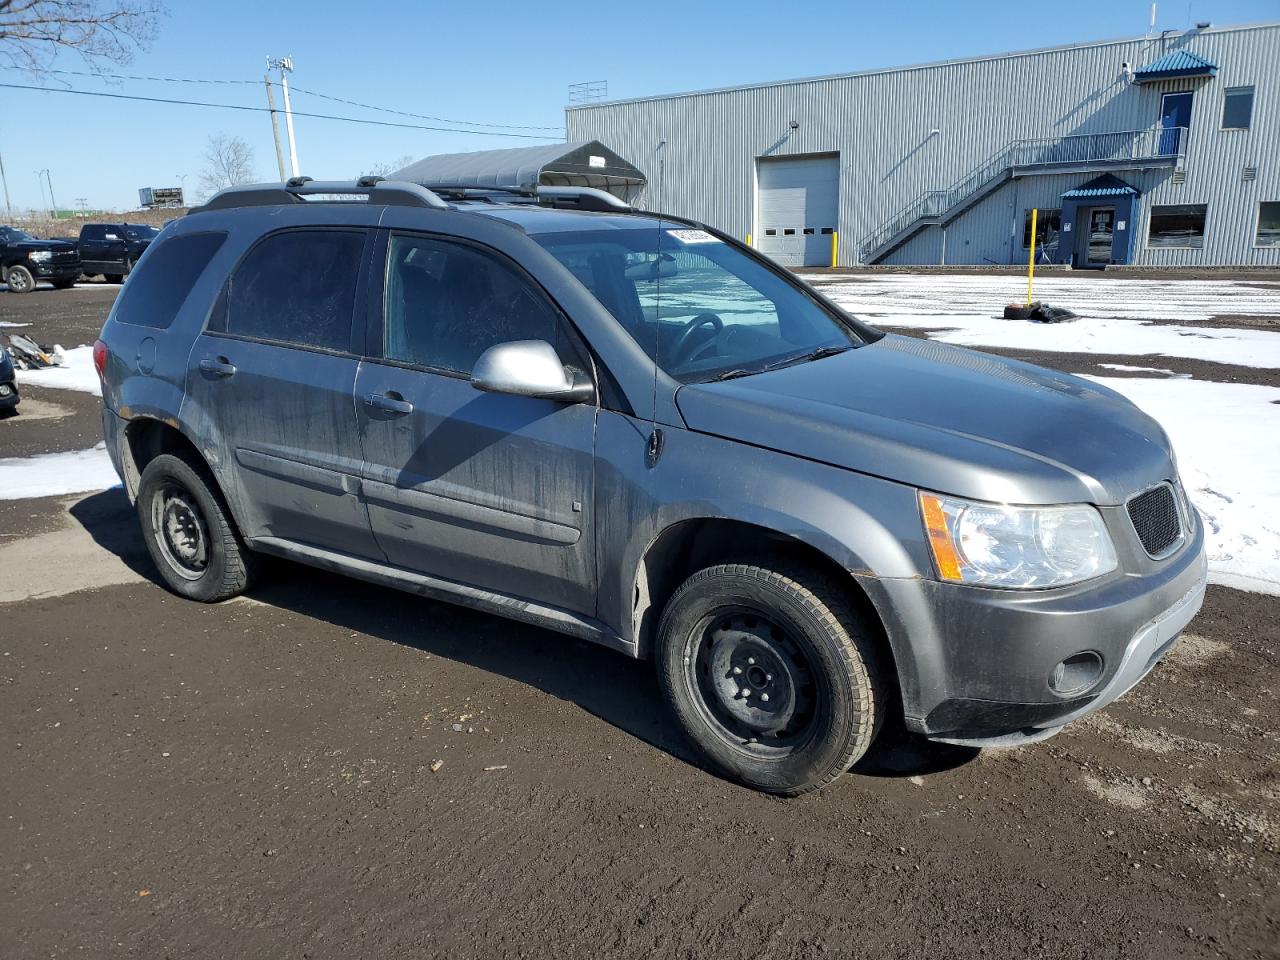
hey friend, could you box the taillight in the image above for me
[93,339,108,380]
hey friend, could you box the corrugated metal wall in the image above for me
[566,23,1280,267]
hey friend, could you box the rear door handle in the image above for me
[364,392,413,415]
[199,356,236,378]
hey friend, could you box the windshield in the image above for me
[535,224,865,382]
[1,227,35,242]
[125,225,160,240]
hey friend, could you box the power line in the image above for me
[0,81,560,139]
[17,66,564,132]
[285,84,564,132]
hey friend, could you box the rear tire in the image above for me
[136,452,257,602]
[5,264,35,293]
[104,273,124,284]
[52,277,76,290]
[656,561,885,795]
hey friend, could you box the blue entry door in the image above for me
[1159,92,1193,155]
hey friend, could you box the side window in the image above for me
[383,234,579,375]
[220,229,364,351]
[114,232,227,330]
[82,225,104,242]
[1222,86,1254,130]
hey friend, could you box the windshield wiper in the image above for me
[761,344,851,372]
[706,367,756,382]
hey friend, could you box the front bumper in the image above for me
[31,259,82,281]
[871,510,1207,744]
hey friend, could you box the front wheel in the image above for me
[52,277,76,290]
[5,264,35,293]
[136,452,257,602]
[656,561,886,795]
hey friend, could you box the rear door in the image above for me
[354,230,598,615]
[184,227,382,559]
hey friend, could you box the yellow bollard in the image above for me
[746,233,752,248]
[1026,208,1038,305]
[830,230,838,269]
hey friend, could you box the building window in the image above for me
[1222,86,1254,130]
[1147,204,1208,249]
[1257,202,1280,248]
[1021,208,1061,254]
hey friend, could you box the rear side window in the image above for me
[81,225,105,241]
[216,229,364,352]
[114,232,227,329]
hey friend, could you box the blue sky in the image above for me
[3,0,1276,212]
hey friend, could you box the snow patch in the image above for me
[12,344,101,396]
[1097,363,1188,377]
[1085,376,1280,596]
[803,275,1280,369]
[0,443,120,500]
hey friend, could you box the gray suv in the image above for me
[95,178,1207,795]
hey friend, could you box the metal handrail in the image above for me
[858,126,1188,259]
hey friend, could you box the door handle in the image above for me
[199,356,236,378]
[364,392,413,415]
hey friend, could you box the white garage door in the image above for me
[757,154,840,267]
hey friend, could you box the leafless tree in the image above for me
[198,134,255,198]
[358,154,417,179]
[0,0,163,73]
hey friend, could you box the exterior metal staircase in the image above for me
[858,126,1187,264]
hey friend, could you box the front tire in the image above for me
[52,277,76,290]
[5,264,35,293]
[656,561,885,795]
[137,452,256,602]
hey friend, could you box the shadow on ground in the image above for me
[66,485,978,782]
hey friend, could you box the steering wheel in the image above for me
[669,312,724,363]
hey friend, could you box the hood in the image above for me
[675,334,1173,506]
[10,238,77,253]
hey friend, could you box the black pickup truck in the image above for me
[0,226,81,293]
[77,222,160,282]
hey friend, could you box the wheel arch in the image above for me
[630,517,900,702]
[120,417,248,536]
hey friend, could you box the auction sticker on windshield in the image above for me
[667,229,720,244]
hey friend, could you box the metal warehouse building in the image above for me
[564,22,1280,268]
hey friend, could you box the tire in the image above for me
[656,561,886,795]
[5,264,35,294]
[52,277,76,290]
[122,257,134,276]
[104,273,124,284]
[136,451,257,602]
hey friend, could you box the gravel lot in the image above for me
[2,282,1278,959]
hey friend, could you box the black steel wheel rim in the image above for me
[685,607,822,757]
[152,482,209,580]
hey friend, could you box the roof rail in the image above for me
[192,177,449,213]
[414,181,630,212]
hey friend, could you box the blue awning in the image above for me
[1132,50,1217,83]
[1062,174,1140,199]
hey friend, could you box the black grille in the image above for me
[1127,484,1182,557]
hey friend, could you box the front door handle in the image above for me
[198,356,236,378]
[364,392,413,415]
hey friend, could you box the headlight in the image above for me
[28,250,52,262]
[919,492,1117,589]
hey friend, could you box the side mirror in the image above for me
[470,340,594,403]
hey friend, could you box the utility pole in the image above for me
[0,148,11,219]
[263,61,287,180]
[44,170,58,218]
[267,56,299,177]
[34,169,50,217]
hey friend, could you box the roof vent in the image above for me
[1242,165,1258,182]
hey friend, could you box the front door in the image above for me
[185,227,382,559]
[354,231,598,615]
[1159,91,1193,155]
[1074,207,1115,268]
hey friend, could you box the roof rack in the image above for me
[192,177,449,213]
[416,181,632,213]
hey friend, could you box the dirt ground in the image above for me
[2,284,1278,959]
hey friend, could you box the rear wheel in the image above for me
[136,452,256,602]
[104,273,124,284]
[5,264,35,293]
[52,277,76,290]
[656,561,885,795]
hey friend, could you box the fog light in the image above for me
[1049,652,1103,696]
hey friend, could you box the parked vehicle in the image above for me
[0,341,18,414]
[78,222,161,282]
[94,179,1207,795]
[0,226,81,293]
